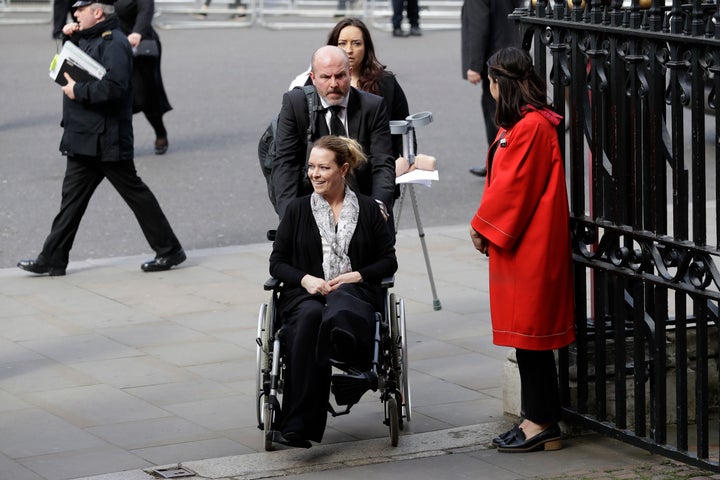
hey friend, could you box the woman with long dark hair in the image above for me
[469,47,575,453]
[290,18,411,159]
[115,0,172,155]
[326,17,410,158]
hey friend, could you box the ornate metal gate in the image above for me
[514,0,720,470]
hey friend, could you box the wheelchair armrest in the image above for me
[381,276,394,289]
[264,277,281,291]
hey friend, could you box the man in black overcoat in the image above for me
[18,0,184,276]
[461,0,523,177]
[271,45,395,221]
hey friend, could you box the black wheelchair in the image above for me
[255,276,411,450]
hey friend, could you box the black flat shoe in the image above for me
[154,137,168,155]
[277,431,311,449]
[492,424,520,446]
[497,423,562,453]
[469,166,487,177]
[141,249,186,272]
[17,259,66,276]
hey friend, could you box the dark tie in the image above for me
[329,105,347,136]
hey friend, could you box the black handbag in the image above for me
[134,39,159,57]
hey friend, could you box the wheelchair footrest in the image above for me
[331,371,378,406]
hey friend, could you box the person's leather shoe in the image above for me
[154,137,168,155]
[141,249,186,272]
[496,423,562,453]
[17,259,66,276]
[470,166,487,177]
[277,431,311,449]
[492,424,520,446]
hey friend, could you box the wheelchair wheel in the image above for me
[387,396,399,447]
[389,294,412,424]
[257,300,279,451]
[255,303,270,428]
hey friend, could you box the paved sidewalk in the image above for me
[1,224,718,480]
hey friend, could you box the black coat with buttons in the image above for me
[59,15,134,162]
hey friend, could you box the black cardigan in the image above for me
[269,192,398,312]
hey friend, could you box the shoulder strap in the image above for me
[303,85,317,167]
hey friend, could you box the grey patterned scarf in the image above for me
[311,187,359,280]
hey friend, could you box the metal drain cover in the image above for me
[150,466,196,478]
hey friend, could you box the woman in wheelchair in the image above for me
[269,135,398,449]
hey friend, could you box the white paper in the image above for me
[49,41,106,84]
[395,169,439,186]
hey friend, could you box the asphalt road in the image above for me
[0,21,489,269]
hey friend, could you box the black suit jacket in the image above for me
[271,86,395,220]
[269,193,398,313]
[460,0,522,78]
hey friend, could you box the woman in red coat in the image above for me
[469,47,575,453]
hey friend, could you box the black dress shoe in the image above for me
[17,259,66,276]
[469,166,487,177]
[141,249,186,272]
[492,424,520,446]
[154,137,168,155]
[497,423,562,453]
[278,431,311,449]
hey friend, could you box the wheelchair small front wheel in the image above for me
[387,396,399,447]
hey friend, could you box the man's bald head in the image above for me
[309,45,352,106]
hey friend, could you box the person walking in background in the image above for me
[469,47,575,453]
[115,0,173,155]
[18,0,185,276]
[461,0,522,177]
[391,0,421,37]
[53,0,74,38]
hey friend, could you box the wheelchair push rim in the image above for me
[389,293,411,424]
[256,302,269,428]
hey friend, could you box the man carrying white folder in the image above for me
[18,0,185,276]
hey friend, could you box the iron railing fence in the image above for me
[513,0,720,471]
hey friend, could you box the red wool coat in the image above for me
[471,108,576,351]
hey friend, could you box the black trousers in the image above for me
[515,348,561,425]
[278,297,330,443]
[38,156,181,268]
[392,0,419,28]
[278,284,380,442]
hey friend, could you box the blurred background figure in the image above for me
[461,0,522,177]
[193,0,247,19]
[52,0,74,38]
[391,0,421,37]
[115,0,173,155]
